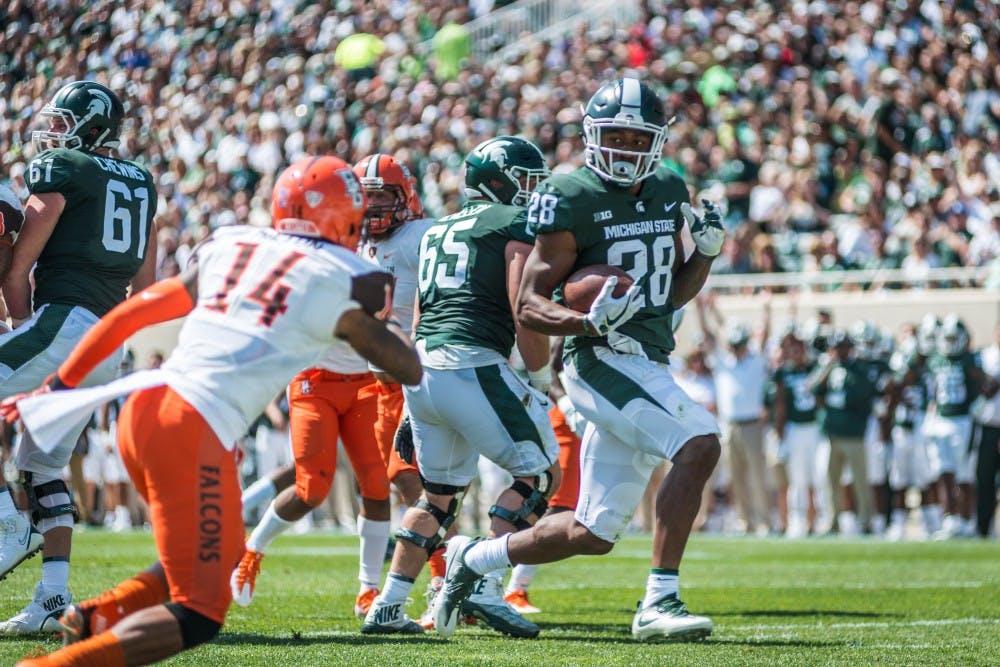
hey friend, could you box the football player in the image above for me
[434,78,723,642]
[0,81,158,634]
[771,330,826,538]
[228,153,434,620]
[361,136,557,639]
[3,156,421,666]
[925,314,996,538]
[353,154,446,623]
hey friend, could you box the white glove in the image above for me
[556,395,586,436]
[527,364,552,395]
[583,276,644,336]
[681,199,725,258]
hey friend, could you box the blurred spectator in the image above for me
[0,0,996,286]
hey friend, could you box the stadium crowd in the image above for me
[0,1,997,662]
[1,0,997,287]
[0,0,997,535]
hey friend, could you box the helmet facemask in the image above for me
[360,179,408,237]
[508,163,549,207]
[583,117,667,187]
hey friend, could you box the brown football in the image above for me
[562,265,635,312]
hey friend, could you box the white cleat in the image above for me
[631,594,713,642]
[0,514,44,582]
[360,595,423,634]
[0,585,71,635]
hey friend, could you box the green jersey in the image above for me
[27,148,155,317]
[528,163,689,363]
[927,352,979,417]
[773,362,818,423]
[815,359,877,437]
[415,201,533,357]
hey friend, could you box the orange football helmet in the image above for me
[271,156,367,249]
[352,154,422,236]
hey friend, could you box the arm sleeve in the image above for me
[57,277,195,387]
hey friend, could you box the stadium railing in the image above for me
[419,0,641,63]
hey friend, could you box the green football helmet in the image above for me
[936,313,969,357]
[32,81,125,153]
[464,136,550,207]
[583,77,668,186]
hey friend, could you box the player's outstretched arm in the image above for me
[55,263,199,388]
[516,230,590,336]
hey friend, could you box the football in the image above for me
[562,264,634,312]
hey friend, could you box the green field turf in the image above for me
[1,531,997,666]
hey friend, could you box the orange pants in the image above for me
[548,405,581,510]
[373,381,420,482]
[117,384,244,624]
[288,368,389,505]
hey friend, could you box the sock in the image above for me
[26,630,126,667]
[381,572,415,604]
[506,563,539,594]
[642,568,679,608]
[428,546,446,580]
[870,513,886,534]
[463,535,511,576]
[890,508,908,526]
[357,516,391,589]
[246,503,294,553]
[0,485,16,515]
[83,571,169,634]
[922,504,942,534]
[241,478,278,522]
[41,558,70,591]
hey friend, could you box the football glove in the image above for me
[681,199,725,258]
[393,414,414,464]
[583,276,644,336]
[0,374,62,425]
[556,395,586,436]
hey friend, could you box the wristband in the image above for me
[581,315,598,336]
[527,365,552,391]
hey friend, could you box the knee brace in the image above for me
[23,472,77,531]
[165,602,222,649]
[489,471,553,530]
[395,485,464,555]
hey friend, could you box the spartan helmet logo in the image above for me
[86,89,114,120]
[482,139,513,169]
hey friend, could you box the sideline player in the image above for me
[0,81,157,634]
[434,78,723,642]
[4,156,421,666]
[361,136,557,638]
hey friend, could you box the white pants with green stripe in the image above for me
[565,345,719,543]
[403,361,558,487]
[0,304,123,477]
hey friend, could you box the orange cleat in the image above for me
[354,587,379,620]
[504,589,542,614]
[230,550,264,606]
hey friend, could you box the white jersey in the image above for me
[162,226,376,446]
[360,218,433,337]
